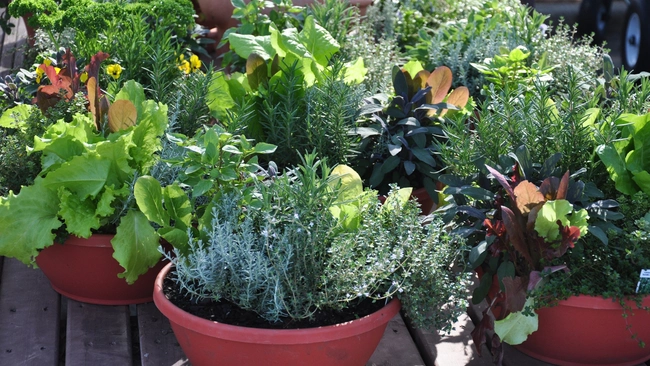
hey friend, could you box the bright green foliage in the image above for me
[0,81,168,283]
[471,46,554,92]
[535,200,589,242]
[0,178,62,264]
[494,297,538,345]
[112,210,161,284]
[597,112,650,196]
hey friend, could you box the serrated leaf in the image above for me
[112,210,161,284]
[57,187,101,238]
[134,176,169,227]
[494,297,538,345]
[0,104,32,129]
[0,179,62,264]
[43,155,111,200]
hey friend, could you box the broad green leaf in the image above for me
[569,208,589,236]
[114,80,146,120]
[246,53,267,91]
[632,171,650,196]
[112,210,161,284]
[534,200,572,241]
[43,154,111,200]
[0,104,32,129]
[381,187,412,214]
[228,33,274,60]
[343,57,367,85]
[380,155,401,174]
[411,147,436,167]
[494,297,538,345]
[134,176,169,227]
[402,60,424,79]
[129,101,168,173]
[253,142,277,154]
[329,165,363,202]
[0,178,62,264]
[158,226,189,252]
[95,135,135,187]
[96,185,124,217]
[207,72,236,120]
[281,27,311,59]
[57,187,100,238]
[596,144,637,194]
[163,184,192,230]
[269,23,288,58]
[298,15,339,66]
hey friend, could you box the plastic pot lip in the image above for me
[555,295,650,310]
[59,234,115,248]
[153,262,401,344]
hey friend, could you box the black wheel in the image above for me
[576,0,613,44]
[622,0,650,72]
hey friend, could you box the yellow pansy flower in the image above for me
[189,54,201,72]
[54,67,61,74]
[43,59,52,66]
[178,59,191,74]
[80,71,88,83]
[35,66,44,83]
[107,64,123,79]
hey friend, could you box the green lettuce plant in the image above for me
[0,81,168,283]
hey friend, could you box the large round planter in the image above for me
[153,262,401,366]
[515,295,650,366]
[35,234,166,305]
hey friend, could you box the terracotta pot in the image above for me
[153,262,400,366]
[35,234,167,305]
[516,295,650,366]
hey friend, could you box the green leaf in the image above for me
[596,144,637,195]
[494,297,538,345]
[134,176,169,227]
[0,178,62,264]
[163,184,192,230]
[343,57,367,85]
[193,179,214,197]
[587,225,608,245]
[95,135,135,187]
[381,187,412,214]
[158,226,189,252]
[228,33,274,60]
[207,72,237,120]
[298,15,340,66]
[472,272,492,305]
[381,155,401,174]
[129,101,168,173]
[632,171,650,196]
[402,60,424,79]
[0,104,32,129]
[112,210,161,284]
[534,200,572,241]
[57,187,100,238]
[253,142,277,154]
[469,241,488,269]
[411,147,436,167]
[43,154,111,200]
[404,160,416,175]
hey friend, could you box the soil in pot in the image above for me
[163,273,385,329]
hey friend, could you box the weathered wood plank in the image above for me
[137,302,188,366]
[0,258,60,366]
[0,15,20,76]
[12,17,27,69]
[367,313,425,366]
[65,300,133,366]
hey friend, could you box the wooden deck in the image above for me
[0,12,28,77]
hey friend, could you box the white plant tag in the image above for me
[635,269,650,293]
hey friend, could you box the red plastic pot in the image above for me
[35,234,167,305]
[153,262,401,366]
[516,295,650,366]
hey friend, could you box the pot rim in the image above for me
[59,234,115,248]
[153,262,401,344]
[554,294,650,310]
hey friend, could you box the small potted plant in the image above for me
[138,153,470,366]
[0,76,172,305]
[352,60,470,214]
